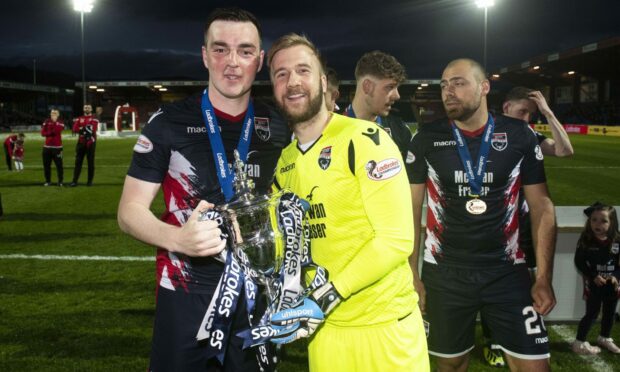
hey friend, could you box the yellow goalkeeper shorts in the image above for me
[308,308,429,371]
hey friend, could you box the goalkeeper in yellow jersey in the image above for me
[266,33,429,371]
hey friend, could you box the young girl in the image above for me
[12,138,25,171]
[573,202,620,355]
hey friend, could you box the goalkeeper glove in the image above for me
[269,282,342,344]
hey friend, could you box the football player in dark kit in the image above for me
[70,104,99,186]
[343,51,413,165]
[117,7,288,372]
[41,109,65,186]
[408,58,557,372]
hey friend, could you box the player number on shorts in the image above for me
[522,306,546,335]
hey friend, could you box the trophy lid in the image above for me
[219,149,270,212]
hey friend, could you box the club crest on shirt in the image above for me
[318,146,332,170]
[491,132,507,151]
[366,158,401,181]
[535,145,544,160]
[254,117,270,141]
[612,243,619,255]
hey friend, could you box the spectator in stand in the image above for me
[70,104,99,187]
[41,109,65,186]
[3,133,25,171]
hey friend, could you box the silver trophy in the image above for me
[216,150,284,292]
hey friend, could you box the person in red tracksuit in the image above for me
[4,132,25,171]
[41,108,65,186]
[12,138,25,171]
[70,104,98,186]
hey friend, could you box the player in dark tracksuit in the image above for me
[41,109,65,186]
[70,104,98,186]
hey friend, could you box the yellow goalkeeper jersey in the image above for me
[273,113,417,327]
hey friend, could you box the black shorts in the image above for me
[149,287,261,372]
[422,262,549,360]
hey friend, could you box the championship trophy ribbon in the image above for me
[196,150,327,371]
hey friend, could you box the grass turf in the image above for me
[1,132,619,371]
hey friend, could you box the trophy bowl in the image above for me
[218,191,284,277]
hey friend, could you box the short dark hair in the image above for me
[268,33,322,73]
[505,86,533,102]
[325,67,339,89]
[355,51,407,83]
[204,7,262,46]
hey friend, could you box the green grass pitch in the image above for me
[0,132,619,371]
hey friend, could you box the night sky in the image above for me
[1,0,618,82]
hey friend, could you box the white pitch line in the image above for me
[549,324,613,372]
[0,254,154,262]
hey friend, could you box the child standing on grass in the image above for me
[573,202,620,355]
[12,138,25,171]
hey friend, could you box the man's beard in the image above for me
[444,97,480,122]
[276,87,324,128]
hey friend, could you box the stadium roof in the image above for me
[489,36,620,87]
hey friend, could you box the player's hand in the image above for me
[270,282,342,344]
[413,276,427,313]
[528,91,553,117]
[594,275,607,287]
[175,200,226,257]
[531,279,556,316]
[609,276,619,290]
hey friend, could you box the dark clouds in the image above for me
[1,0,618,81]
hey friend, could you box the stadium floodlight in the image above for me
[475,0,495,69]
[73,0,96,106]
[475,0,494,8]
[73,0,95,12]
[567,71,575,75]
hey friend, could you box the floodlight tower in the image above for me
[73,0,95,105]
[475,0,495,70]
